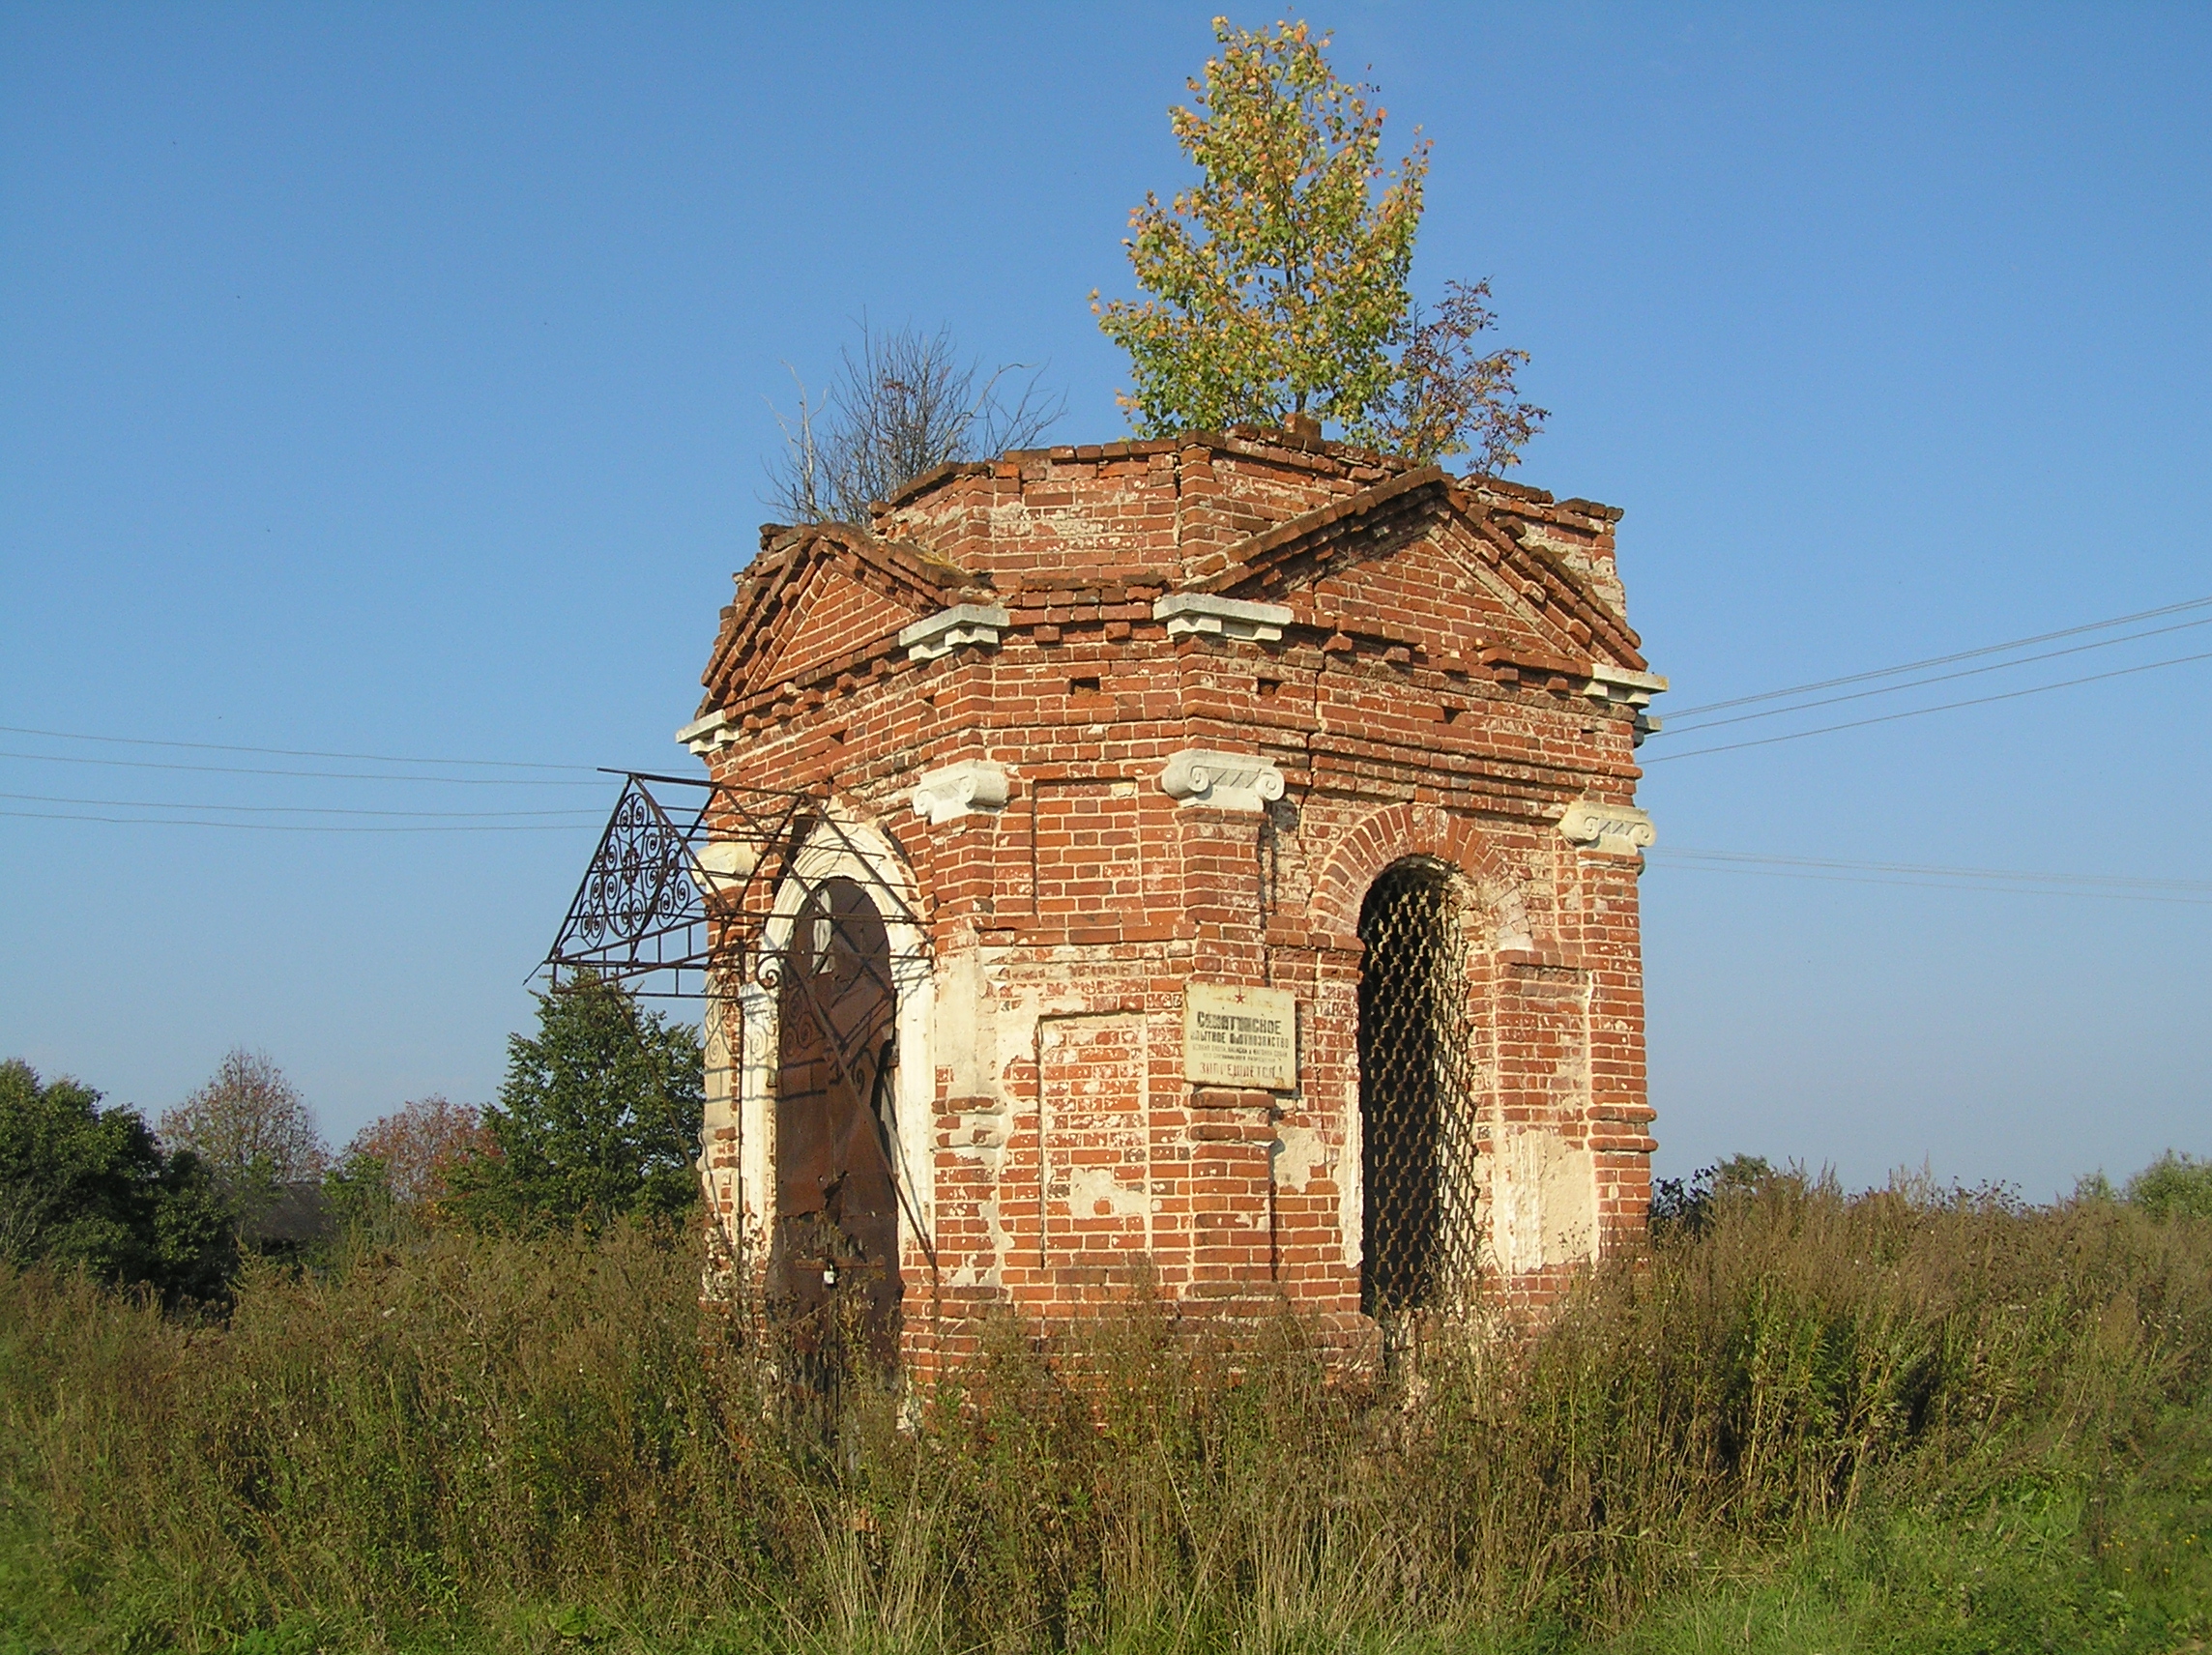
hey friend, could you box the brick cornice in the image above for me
[1189,466,1451,592]
[1457,494,1645,669]
[700,524,988,711]
[1176,468,1648,676]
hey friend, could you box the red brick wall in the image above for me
[694,429,1658,1364]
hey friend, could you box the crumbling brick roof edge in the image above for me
[866,432,1621,528]
[870,427,1434,514]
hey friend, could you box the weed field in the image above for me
[3,1174,2207,1653]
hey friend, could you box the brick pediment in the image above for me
[1187,471,1647,675]
[700,525,987,711]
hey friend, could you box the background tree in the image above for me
[447,973,703,1233]
[324,1094,493,1245]
[338,1094,489,1210]
[0,1059,234,1303]
[159,1047,328,1247]
[159,1048,327,1189]
[765,317,1064,525]
[1095,17,1544,468]
[1646,1153,1777,1240]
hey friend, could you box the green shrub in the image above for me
[1645,1152,1775,1238]
[2125,1149,2212,1222]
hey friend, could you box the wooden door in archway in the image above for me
[768,877,901,1368]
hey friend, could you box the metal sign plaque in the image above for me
[1183,983,1297,1091]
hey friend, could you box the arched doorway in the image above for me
[767,876,902,1369]
[1356,859,1482,1318]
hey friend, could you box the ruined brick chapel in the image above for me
[564,424,1664,1370]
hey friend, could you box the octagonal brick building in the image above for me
[677,426,1665,1369]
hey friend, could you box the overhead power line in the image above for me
[1664,594,2212,720]
[0,808,602,834]
[1661,614,2212,737]
[0,790,604,820]
[1650,859,2212,904]
[0,723,601,772]
[1644,648,2212,763]
[1651,847,2212,904]
[0,749,613,786]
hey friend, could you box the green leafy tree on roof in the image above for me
[1095,17,1544,470]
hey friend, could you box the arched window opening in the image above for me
[1357,860,1482,1318]
[767,876,901,1371]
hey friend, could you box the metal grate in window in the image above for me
[1357,860,1484,1320]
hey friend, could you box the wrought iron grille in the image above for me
[547,774,941,1344]
[1357,860,1484,1319]
[543,771,926,1000]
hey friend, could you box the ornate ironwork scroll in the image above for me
[543,772,925,1000]
[551,782,703,985]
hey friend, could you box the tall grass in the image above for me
[2,1174,2207,1653]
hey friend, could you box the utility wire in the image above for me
[1654,847,2212,896]
[1664,594,2212,719]
[0,723,602,772]
[1646,858,2212,906]
[0,749,613,786]
[1662,614,2212,736]
[0,808,602,834]
[1644,649,2212,762]
[0,790,605,820]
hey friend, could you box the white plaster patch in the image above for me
[1271,1124,1330,1195]
[988,502,1106,546]
[1067,1164,1150,1220]
[1489,1132,1598,1276]
[1039,1011,1150,1264]
[1493,886,1534,953]
[932,948,999,1100]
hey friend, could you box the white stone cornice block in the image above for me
[899,603,1010,662]
[1557,798,1657,857]
[1579,661,1671,708]
[1154,592,1294,644]
[1158,749,1287,813]
[911,759,1011,825]
[691,838,761,892]
[675,710,738,756]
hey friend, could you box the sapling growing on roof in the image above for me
[1095,17,1545,468]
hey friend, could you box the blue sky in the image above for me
[3,3,2205,1197]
